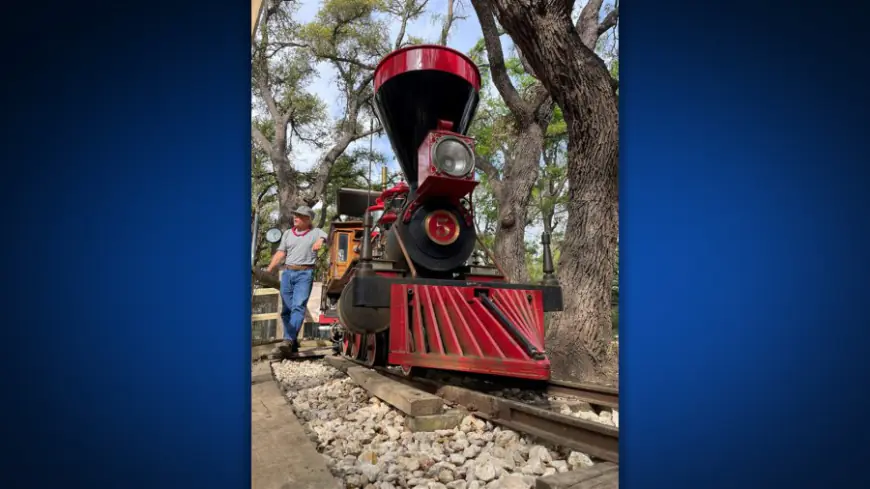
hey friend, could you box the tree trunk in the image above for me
[272,149,298,230]
[252,268,280,289]
[492,121,546,283]
[489,0,619,380]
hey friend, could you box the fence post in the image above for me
[275,269,283,340]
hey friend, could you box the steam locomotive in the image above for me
[319,45,563,381]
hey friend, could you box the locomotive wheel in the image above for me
[351,334,363,360]
[361,334,377,367]
[342,330,352,357]
[360,332,388,367]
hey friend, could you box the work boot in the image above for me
[277,340,300,356]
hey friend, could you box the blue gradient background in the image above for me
[0,0,867,488]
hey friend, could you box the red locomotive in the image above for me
[318,45,563,381]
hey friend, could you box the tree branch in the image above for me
[355,124,383,140]
[598,6,619,36]
[475,154,501,182]
[439,0,456,46]
[291,123,325,149]
[256,183,276,205]
[576,0,605,49]
[470,0,531,118]
[530,83,552,114]
[252,124,274,154]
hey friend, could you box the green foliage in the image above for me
[472,173,499,236]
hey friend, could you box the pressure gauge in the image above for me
[265,227,283,243]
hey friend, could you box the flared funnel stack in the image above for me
[373,45,481,189]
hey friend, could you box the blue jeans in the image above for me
[279,269,314,342]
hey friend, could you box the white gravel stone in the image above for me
[271,359,599,489]
[567,451,594,469]
[473,462,496,482]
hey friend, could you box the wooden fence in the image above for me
[251,271,324,345]
[251,286,282,346]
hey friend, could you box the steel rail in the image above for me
[371,366,619,464]
[546,380,619,410]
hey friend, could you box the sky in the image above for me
[262,0,617,244]
[290,0,493,176]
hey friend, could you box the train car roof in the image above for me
[337,188,380,218]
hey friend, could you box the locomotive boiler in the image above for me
[318,45,563,381]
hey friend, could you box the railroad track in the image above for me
[339,361,620,464]
[546,379,619,410]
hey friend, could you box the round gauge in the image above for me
[265,227,283,243]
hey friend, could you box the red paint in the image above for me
[379,211,398,225]
[367,200,385,213]
[374,45,481,93]
[415,131,478,195]
[386,283,550,381]
[425,209,460,245]
[380,181,410,200]
[414,174,479,202]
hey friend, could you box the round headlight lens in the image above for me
[433,138,474,177]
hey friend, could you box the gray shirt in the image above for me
[278,227,328,266]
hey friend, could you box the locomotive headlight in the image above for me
[433,137,474,177]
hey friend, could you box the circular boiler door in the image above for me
[424,209,461,246]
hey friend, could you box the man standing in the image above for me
[265,206,327,354]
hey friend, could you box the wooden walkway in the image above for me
[250,362,341,489]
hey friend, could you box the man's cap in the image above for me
[292,205,316,220]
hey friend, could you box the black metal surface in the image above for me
[373,71,479,188]
[478,294,545,360]
[393,200,476,273]
[337,188,381,217]
[340,278,391,334]
[541,231,559,287]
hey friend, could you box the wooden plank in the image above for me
[253,288,280,296]
[347,367,444,417]
[252,313,281,321]
[284,347,334,360]
[569,468,617,489]
[324,355,355,373]
[535,463,618,489]
[404,409,467,432]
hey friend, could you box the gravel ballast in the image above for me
[272,360,601,489]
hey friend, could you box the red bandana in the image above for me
[292,227,311,237]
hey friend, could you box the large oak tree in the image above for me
[477,0,619,380]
